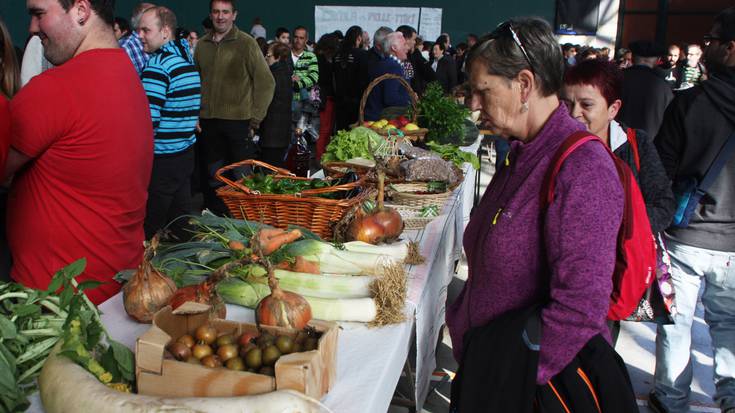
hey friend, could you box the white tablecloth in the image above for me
[28,138,480,413]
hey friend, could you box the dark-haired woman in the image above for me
[447,18,636,410]
[333,25,368,131]
[315,34,339,160]
[258,42,293,168]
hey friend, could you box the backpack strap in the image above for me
[541,131,603,208]
[626,128,641,172]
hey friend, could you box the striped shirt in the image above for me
[292,50,319,100]
[119,32,149,75]
[141,40,201,155]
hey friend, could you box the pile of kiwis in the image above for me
[166,324,321,377]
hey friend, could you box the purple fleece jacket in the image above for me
[446,104,624,384]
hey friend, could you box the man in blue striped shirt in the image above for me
[139,6,201,239]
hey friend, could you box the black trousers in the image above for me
[258,146,288,169]
[144,147,195,240]
[198,118,256,215]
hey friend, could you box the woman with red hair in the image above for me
[563,59,675,235]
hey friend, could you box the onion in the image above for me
[347,170,404,244]
[123,235,177,323]
[168,342,192,361]
[256,264,312,330]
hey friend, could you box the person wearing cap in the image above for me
[617,40,674,138]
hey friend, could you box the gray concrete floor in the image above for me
[389,142,719,413]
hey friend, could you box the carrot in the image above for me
[260,229,303,255]
[276,256,320,274]
[258,227,287,240]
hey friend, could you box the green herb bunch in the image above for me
[412,82,470,144]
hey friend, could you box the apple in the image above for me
[396,115,409,127]
[388,119,401,127]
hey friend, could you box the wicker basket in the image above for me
[387,183,453,208]
[357,73,429,141]
[388,204,439,230]
[215,160,371,239]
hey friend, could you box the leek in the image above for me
[274,270,374,299]
[303,296,378,323]
[340,241,409,261]
[284,239,402,275]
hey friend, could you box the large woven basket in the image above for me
[357,73,429,141]
[387,183,453,208]
[215,160,371,239]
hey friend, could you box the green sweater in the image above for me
[292,50,319,101]
[195,27,275,122]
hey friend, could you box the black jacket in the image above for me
[618,65,674,138]
[259,61,292,148]
[450,306,637,413]
[333,47,369,129]
[434,55,458,94]
[408,49,435,96]
[613,125,675,234]
[317,54,334,98]
[655,68,735,251]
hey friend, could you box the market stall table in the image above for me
[27,140,478,413]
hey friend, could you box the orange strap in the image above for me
[577,368,602,413]
[547,381,572,413]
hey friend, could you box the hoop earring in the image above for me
[78,18,85,26]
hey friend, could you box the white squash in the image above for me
[39,349,333,413]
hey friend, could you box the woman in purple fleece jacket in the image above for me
[446,18,624,386]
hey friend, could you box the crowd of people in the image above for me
[0,0,734,412]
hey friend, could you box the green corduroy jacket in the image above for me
[195,27,275,123]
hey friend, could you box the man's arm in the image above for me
[246,41,275,124]
[294,53,319,91]
[4,148,32,184]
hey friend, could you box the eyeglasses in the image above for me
[488,21,536,74]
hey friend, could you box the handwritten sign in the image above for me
[315,6,421,41]
[418,8,443,42]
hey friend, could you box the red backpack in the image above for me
[542,131,656,321]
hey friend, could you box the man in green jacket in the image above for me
[194,0,275,214]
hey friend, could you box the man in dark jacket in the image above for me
[617,40,674,139]
[364,32,410,121]
[650,7,735,413]
[396,25,435,96]
[259,42,292,168]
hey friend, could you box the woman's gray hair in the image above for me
[467,17,564,97]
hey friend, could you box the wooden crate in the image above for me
[135,306,338,399]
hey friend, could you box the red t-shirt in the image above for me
[0,96,9,180]
[9,49,153,304]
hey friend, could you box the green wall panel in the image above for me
[2,1,553,50]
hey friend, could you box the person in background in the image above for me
[562,43,577,66]
[120,2,155,76]
[439,32,455,55]
[139,6,201,239]
[397,25,434,96]
[467,33,478,48]
[114,17,131,40]
[256,37,267,56]
[618,48,633,69]
[0,17,18,281]
[435,34,451,57]
[650,7,735,412]
[421,41,433,61]
[577,46,600,61]
[364,31,410,121]
[334,25,368,131]
[674,44,707,90]
[431,41,457,93]
[455,42,468,83]
[362,30,370,51]
[600,46,611,60]
[563,59,674,234]
[617,40,674,138]
[274,27,289,45]
[186,30,199,55]
[7,0,153,304]
[659,44,681,86]
[314,33,338,160]
[201,16,213,37]
[291,26,319,99]
[195,0,275,215]
[448,17,629,407]
[258,42,292,168]
[250,16,266,39]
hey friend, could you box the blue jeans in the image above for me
[653,238,735,412]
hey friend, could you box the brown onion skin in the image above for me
[372,208,404,241]
[256,289,312,330]
[348,214,385,244]
[123,260,177,323]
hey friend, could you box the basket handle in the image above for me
[358,73,420,124]
[214,159,295,194]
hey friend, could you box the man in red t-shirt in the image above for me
[5,0,153,304]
